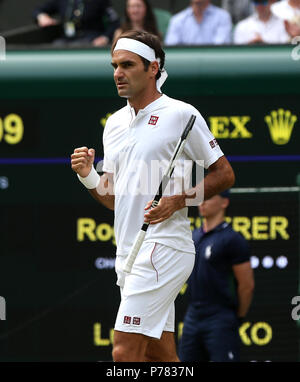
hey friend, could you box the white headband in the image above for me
[113,38,168,93]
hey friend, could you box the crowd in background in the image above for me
[28,0,300,46]
[165,0,300,45]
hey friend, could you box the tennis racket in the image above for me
[123,114,197,273]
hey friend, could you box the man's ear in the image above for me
[150,61,159,77]
[222,198,230,209]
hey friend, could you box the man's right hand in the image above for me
[249,33,263,45]
[71,147,95,178]
[37,13,58,28]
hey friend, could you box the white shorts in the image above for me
[114,242,195,339]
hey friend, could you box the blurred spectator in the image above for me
[33,0,120,47]
[234,0,290,45]
[113,0,160,41]
[271,0,300,39]
[164,0,232,45]
[222,0,254,24]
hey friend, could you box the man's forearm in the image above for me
[184,156,235,204]
[89,189,115,210]
[237,287,254,318]
[88,173,115,211]
[203,170,234,200]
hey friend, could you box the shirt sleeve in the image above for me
[164,16,182,46]
[227,232,251,266]
[213,11,233,44]
[181,106,224,169]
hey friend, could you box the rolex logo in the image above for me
[264,109,297,145]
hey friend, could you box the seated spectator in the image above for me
[164,0,232,46]
[222,0,254,24]
[113,0,160,41]
[271,0,300,39]
[234,0,290,44]
[33,0,120,47]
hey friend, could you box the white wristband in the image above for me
[77,167,100,189]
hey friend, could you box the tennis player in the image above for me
[71,30,235,362]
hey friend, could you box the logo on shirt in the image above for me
[148,115,159,126]
[123,316,141,325]
[133,317,141,325]
[209,139,219,149]
[123,316,131,324]
[205,245,212,259]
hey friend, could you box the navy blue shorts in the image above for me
[178,307,241,362]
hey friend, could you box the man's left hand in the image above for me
[92,35,109,47]
[144,195,186,224]
[284,20,300,38]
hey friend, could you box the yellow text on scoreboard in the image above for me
[77,216,289,244]
[0,114,24,145]
[225,216,289,240]
[77,218,116,245]
[189,216,290,240]
[177,321,272,346]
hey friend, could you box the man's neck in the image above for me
[289,0,300,9]
[129,90,162,115]
[258,10,271,22]
[203,215,225,233]
[131,21,144,31]
[193,3,210,22]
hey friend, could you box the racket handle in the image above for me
[123,230,146,273]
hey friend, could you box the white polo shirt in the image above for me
[103,94,224,257]
[271,0,300,24]
[234,13,290,45]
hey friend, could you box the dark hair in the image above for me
[121,0,161,39]
[111,30,165,81]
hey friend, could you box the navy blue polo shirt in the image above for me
[187,221,250,315]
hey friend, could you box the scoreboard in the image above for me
[0,188,299,361]
[0,46,300,361]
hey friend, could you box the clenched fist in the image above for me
[71,147,95,178]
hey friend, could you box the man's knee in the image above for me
[112,331,149,362]
[113,343,149,362]
[112,344,129,362]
